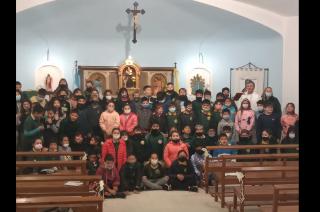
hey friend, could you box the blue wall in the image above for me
[16,36,283,102]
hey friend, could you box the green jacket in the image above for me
[145,132,167,160]
[59,118,80,140]
[166,112,180,131]
[192,100,202,117]
[23,115,43,149]
[196,111,212,132]
[211,111,222,130]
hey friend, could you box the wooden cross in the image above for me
[126,1,145,44]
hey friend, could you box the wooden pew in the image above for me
[204,153,298,208]
[16,160,87,175]
[231,167,299,212]
[16,175,101,197]
[16,195,104,212]
[259,184,299,212]
[206,144,299,152]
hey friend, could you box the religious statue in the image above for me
[123,66,136,88]
[45,74,53,92]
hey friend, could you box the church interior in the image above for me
[16,0,299,211]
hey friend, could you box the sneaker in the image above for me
[189,186,198,192]
[115,193,126,199]
[162,184,172,191]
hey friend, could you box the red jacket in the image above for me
[120,112,138,134]
[101,139,127,171]
[163,141,189,167]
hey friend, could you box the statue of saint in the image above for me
[45,74,53,92]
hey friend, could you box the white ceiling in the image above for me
[17,0,281,44]
[234,0,298,16]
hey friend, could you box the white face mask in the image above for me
[151,159,158,165]
[113,134,120,140]
[265,92,272,97]
[106,95,112,100]
[226,133,231,138]
[169,107,176,113]
[63,143,69,148]
[289,133,295,139]
[124,109,131,114]
[242,104,249,109]
[223,115,230,120]
[257,106,264,112]
[35,144,43,150]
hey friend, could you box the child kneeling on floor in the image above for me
[96,154,126,198]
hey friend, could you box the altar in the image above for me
[78,59,174,96]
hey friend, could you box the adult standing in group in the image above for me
[261,87,282,117]
[237,80,261,112]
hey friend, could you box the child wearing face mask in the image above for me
[223,98,237,122]
[23,138,48,174]
[192,89,204,117]
[207,128,218,146]
[70,132,88,159]
[131,127,149,165]
[211,100,223,131]
[281,126,298,154]
[87,153,99,175]
[119,154,142,194]
[259,129,277,154]
[121,131,133,156]
[119,104,138,135]
[145,122,167,161]
[191,143,211,185]
[96,154,126,198]
[191,124,209,155]
[221,126,236,145]
[58,136,72,161]
[179,101,196,131]
[196,100,213,133]
[167,150,198,192]
[86,135,101,158]
[142,153,169,190]
[136,97,152,133]
[166,102,180,131]
[101,128,127,171]
[99,101,120,139]
[181,125,193,150]
[163,130,189,168]
[150,103,168,134]
[235,99,255,154]
[217,109,237,143]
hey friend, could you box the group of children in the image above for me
[16,79,299,198]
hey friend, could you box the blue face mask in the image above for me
[16,95,21,102]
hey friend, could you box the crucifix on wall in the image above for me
[126,1,145,44]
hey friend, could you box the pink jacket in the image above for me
[120,112,138,134]
[281,114,299,135]
[163,141,189,167]
[235,110,255,133]
[99,111,120,136]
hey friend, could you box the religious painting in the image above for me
[151,73,167,96]
[230,62,269,97]
[186,67,212,97]
[35,65,63,92]
[87,72,107,98]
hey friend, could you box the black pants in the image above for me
[238,136,253,155]
[169,176,196,190]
